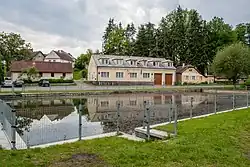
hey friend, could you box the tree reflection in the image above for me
[16,116,33,136]
[73,98,89,120]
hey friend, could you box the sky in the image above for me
[0,0,249,58]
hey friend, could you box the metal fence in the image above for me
[0,91,249,149]
[0,100,16,149]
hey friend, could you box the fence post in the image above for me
[169,99,172,123]
[246,87,249,108]
[116,102,121,135]
[11,109,16,150]
[214,90,217,114]
[78,102,82,141]
[143,101,147,129]
[146,106,150,141]
[190,97,193,119]
[232,92,235,110]
[174,104,178,137]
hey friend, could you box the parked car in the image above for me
[13,80,24,87]
[1,80,13,88]
[38,79,50,87]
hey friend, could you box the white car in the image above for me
[1,80,13,88]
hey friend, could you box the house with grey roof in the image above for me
[44,50,75,67]
[88,54,176,85]
[31,51,46,61]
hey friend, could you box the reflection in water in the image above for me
[6,92,248,147]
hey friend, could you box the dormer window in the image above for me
[152,61,160,67]
[127,60,137,66]
[114,59,123,65]
[163,61,173,67]
[101,58,109,65]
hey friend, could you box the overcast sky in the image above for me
[0,0,249,57]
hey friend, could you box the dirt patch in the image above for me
[49,153,110,167]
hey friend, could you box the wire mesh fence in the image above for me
[0,91,249,149]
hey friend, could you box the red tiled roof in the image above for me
[10,61,73,73]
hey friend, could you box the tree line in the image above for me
[101,6,250,75]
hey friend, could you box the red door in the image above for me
[154,73,162,85]
[165,74,173,86]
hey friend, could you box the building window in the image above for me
[39,72,43,77]
[100,101,109,107]
[192,76,196,80]
[101,59,109,65]
[116,72,124,78]
[129,100,137,106]
[189,69,192,72]
[51,73,54,77]
[143,73,150,78]
[129,73,137,78]
[53,60,56,62]
[185,76,189,80]
[101,72,109,78]
[116,101,123,107]
[63,73,66,77]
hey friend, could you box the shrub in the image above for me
[47,79,74,83]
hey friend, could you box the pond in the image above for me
[2,92,249,148]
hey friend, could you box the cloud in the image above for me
[0,0,249,57]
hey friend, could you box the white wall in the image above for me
[11,72,73,81]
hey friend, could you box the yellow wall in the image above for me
[181,68,206,84]
[96,67,176,85]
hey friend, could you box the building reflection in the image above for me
[86,93,214,133]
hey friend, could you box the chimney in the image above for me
[182,63,185,67]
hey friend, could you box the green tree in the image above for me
[212,42,250,87]
[124,23,136,56]
[134,22,157,57]
[74,49,93,79]
[0,57,3,83]
[20,67,39,82]
[235,23,250,44]
[0,32,32,71]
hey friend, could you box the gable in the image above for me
[45,51,60,59]
[182,67,203,76]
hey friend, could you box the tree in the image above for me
[74,49,93,79]
[235,23,250,44]
[134,22,157,57]
[124,23,136,56]
[0,57,3,83]
[212,42,250,86]
[0,32,32,71]
[20,67,39,82]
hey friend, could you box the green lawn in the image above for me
[0,109,249,167]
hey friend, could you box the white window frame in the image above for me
[116,72,124,78]
[143,73,150,78]
[101,72,109,78]
[130,73,137,78]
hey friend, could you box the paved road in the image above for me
[0,83,232,93]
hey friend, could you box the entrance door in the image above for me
[154,73,162,85]
[165,74,173,86]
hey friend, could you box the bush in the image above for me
[47,79,74,83]
[244,79,250,86]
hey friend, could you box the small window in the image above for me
[189,69,192,72]
[101,59,109,65]
[129,73,137,78]
[192,76,196,80]
[185,76,189,80]
[100,101,109,107]
[101,72,109,78]
[116,72,124,78]
[39,72,43,77]
[143,73,150,78]
[63,73,66,77]
[129,100,137,106]
[53,60,56,62]
[51,73,54,77]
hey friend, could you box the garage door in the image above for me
[154,73,162,85]
[165,74,173,86]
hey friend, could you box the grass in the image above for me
[0,109,249,167]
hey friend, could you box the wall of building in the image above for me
[88,57,97,81]
[95,67,176,85]
[33,53,44,61]
[181,68,206,84]
[11,72,73,81]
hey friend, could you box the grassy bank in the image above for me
[1,109,249,167]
